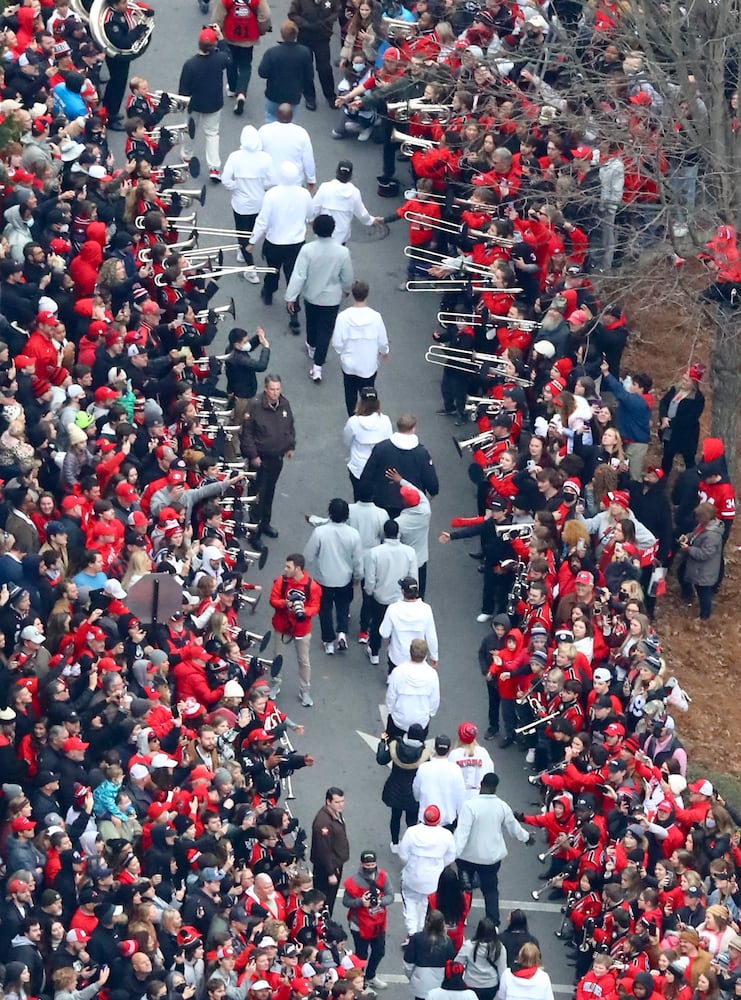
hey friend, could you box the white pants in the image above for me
[401,885,429,936]
[182,110,221,170]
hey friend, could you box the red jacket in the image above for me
[576,969,617,1000]
[172,657,224,708]
[270,571,322,639]
[488,627,529,698]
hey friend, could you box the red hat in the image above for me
[96,437,116,454]
[623,736,640,755]
[545,378,566,396]
[656,799,674,813]
[36,310,58,326]
[98,656,120,673]
[67,928,89,944]
[688,779,713,797]
[423,804,441,825]
[199,26,218,44]
[88,320,109,339]
[570,145,593,159]
[50,237,72,255]
[458,721,478,744]
[62,494,83,511]
[568,308,590,325]
[11,816,36,832]
[49,366,68,386]
[124,328,147,346]
[94,385,118,403]
[646,467,664,481]
[148,802,169,820]
[249,728,275,743]
[129,510,148,527]
[621,542,639,557]
[575,570,594,585]
[105,329,124,348]
[190,765,215,781]
[400,485,421,507]
[607,490,630,510]
[168,469,187,485]
[290,979,312,997]
[115,482,138,501]
[86,625,107,641]
[562,477,582,494]
[8,877,32,893]
[687,363,706,383]
[15,355,33,369]
[31,376,51,398]
[384,46,401,59]
[553,357,573,378]
[118,940,139,958]
[630,91,652,106]
[63,736,90,753]
[604,722,625,738]
[92,520,115,538]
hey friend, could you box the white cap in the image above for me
[593,668,612,683]
[533,340,556,359]
[103,579,127,599]
[150,753,178,769]
[224,680,244,699]
[130,763,149,780]
[38,296,59,315]
[21,625,45,644]
[67,384,85,400]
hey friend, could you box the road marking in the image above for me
[391,893,562,913]
[379,974,573,993]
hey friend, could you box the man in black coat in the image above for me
[629,467,674,616]
[359,414,439,517]
[179,26,231,181]
[287,0,342,108]
[257,20,314,118]
[87,904,121,967]
[9,917,47,997]
[224,326,270,460]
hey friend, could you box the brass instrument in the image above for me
[531,876,563,901]
[145,120,195,143]
[187,300,237,323]
[154,160,201,181]
[134,212,196,230]
[190,264,277,280]
[69,0,92,18]
[408,279,523,293]
[463,395,503,416]
[388,100,452,123]
[89,0,154,58]
[382,16,418,37]
[452,430,494,457]
[405,212,516,246]
[514,710,561,737]
[425,345,532,384]
[137,237,201,263]
[405,245,506,280]
[150,90,191,110]
[438,311,541,330]
[495,523,534,541]
[538,836,574,864]
[160,185,207,208]
[391,129,439,156]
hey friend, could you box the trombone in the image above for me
[134,212,197,230]
[138,238,199,262]
[438,311,541,330]
[407,279,522,292]
[150,89,191,110]
[452,431,493,457]
[405,245,506,280]
[515,711,560,736]
[191,264,277,280]
[425,344,526,375]
[405,212,516,246]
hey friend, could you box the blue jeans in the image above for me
[264,98,298,123]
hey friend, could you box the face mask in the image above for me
[27,218,34,227]
[352,63,366,73]
[236,342,250,351]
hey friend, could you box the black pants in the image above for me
[314,865,342,917]
[381,117,397,179]
[299,34,335,104]
[305,301,340,365]
[349,470,362,500]
[234,210,258,263]
[387,715,428,742]
[104,56,131,118]
[457,859,502,924]
[343,371,377,417]
[486,679,500,733]
[359,586,372,633]
[319,582,353,642]
[441,367,468,415]
[226,44,254,95]
[482,566,512,616]
[418,562,427,600]
[262,240,303,297]
[368,595,388,656]
[390,803,419,844]
[254,454,284,528]
[351,931,385,980]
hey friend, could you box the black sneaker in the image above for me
[305,99,317,111]
[259,524,279,539]
[234,95,245,116]
[484,727,499,741]
[260,290,273,306]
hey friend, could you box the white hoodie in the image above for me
[342,412,393,478]
[386,657,440,731]
[221,125,277,214]
[399,822,456,893]
[257,119,316,185]
[311,177,374,244]
[249,161,313,247]
[332,304,389,378]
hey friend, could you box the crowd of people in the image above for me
[0,0,735,1000]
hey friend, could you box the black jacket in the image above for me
[658,387,705,460]
[628,481,674,563]
[179,43,231,114]
[225,340,270,399]
[288,0,342,40]
[359,435,439,510]
[258,41,314,104]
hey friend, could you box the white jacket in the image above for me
[343,413,393,478]
[398,823,456,893]
[386,658,439,731]
[249,162,313,246]
[412,756,466,826]
[454,793,530,865]
[448,746,495,798]
[221,125,277,214]
[379,598,438,664]
[311,178,374,244]
[257,120,316,185]
[498,967,554,1000]
[332,304,389,377]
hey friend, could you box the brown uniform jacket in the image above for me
[310,804,350,875]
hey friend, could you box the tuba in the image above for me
[88,0,155,59]
[69,0,93,18]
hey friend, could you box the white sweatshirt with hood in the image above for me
[221,126,277,214]
[249,161,313,247]
[311,177,374,244]
[332,303,389,377]
[342,411,393,478]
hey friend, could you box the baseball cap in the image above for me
[423,804,441,825]
[575,570,594,585]
[360,850,377,864]
[20,625,45,644]
[688,779,714,796]
[434,733,452,752]
[62,736,89,753]
[201,867,225,882]
[11,816,36,832]
[399,575,419,596]
[604,722,625,738]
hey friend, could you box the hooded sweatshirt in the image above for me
[257,118,316,185]
[311,177,374,244]
[399,820,456,893]
[249,161,313,247]
[221,126,277,214]
[342,412,393,478]
[386,653,440,730]
[360,431,440,509]
[498,965,554,1000]
[4,205,34,262]
[332,302,390,377]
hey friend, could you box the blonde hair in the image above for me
[518,942,542,968]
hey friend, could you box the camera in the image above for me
[366,887,380,907]
[287,588,307,622]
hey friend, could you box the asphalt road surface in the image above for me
[121,3,576,993]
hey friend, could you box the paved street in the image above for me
[127,3,575,992]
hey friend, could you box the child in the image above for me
[576,953,617,1000]
[92,763,131,821]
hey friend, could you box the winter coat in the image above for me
[70,240,103,296]
[4,205,34,262]
[214,0,272,47]
[628,481,674,563]
[498,966,555,1000]
[377,736,429,810]
[403,931,456,999]
[360,431,439,509]
[658,387,705,458]
[683,519,724,586]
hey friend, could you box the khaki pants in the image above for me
[624,441,648,481]
[225,395,252,461]
[182,110,222,171]
[273,632,312,695]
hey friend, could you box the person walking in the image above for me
[222,325,270,460]
[399,805,456,933]
[213,0,272,116]
[342,849,393,991]
[343,388,393,500]
[178,25,231,183]
[332,279,390,416]
[284,214,354,375]
[413,733,467,831]
[453,772,534,926]
[304,498,363,654]
[498,944,554,1000]
[221,125,277,283]
[258,104,316,189]
[310,787,350,917]
[268,552,322,706]
[364,522,417,668]
[248,160,313,307]
[449,723,494,801]
[385,637,439,740]
[359,414,439,517]
[287,0,342,109]
[312,161,380,245]
[377,722,429,851]
[240,373,296,540]
[378,576,438,673]
[257,20,314,122]
[395,475,432,598]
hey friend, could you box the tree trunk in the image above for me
[710,317,741,479]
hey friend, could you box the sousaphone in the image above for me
[88,0,155,59]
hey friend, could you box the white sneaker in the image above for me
[336,632,348,651]
[389,843,399,855]
[526,747,536,764]
[358,126,373,141]
[476,613,494,623]
[323,641,335,655]
[300,691,314,707]
[306,341,315,359]
[309,365,322,382]
[368,977,388,989]
[366,646,380,665]
[242,266,259,284]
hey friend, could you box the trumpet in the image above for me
[160,185,207,208]
[194,298,237,322]
[150,89,191,110]
[388,100,451,123]
[531,876,564,901]
[452,431,493,457]
[494,523,534,541]
[146,119,195,143]
[153,159,201,181]
[538,835,574,863]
